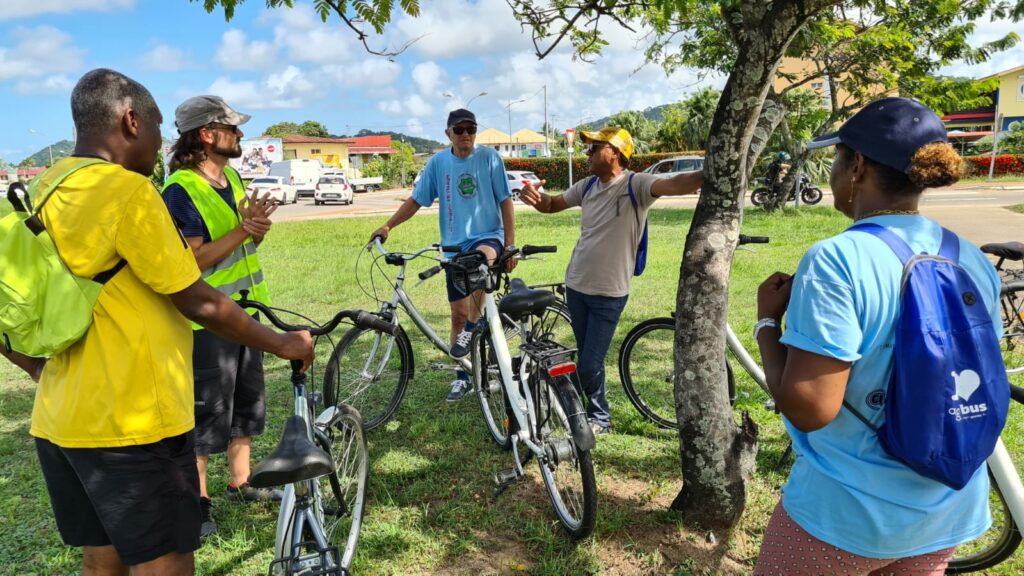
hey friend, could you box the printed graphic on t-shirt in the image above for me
[457,172,478,199]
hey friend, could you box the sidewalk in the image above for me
[921,205,1023,246]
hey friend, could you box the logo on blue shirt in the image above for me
[457,173,478,198]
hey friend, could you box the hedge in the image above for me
[963,154,1024,177]
[505,151,704,189]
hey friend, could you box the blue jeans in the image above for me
[565,287,629,427]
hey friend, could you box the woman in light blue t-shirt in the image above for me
[752,97,1004,575]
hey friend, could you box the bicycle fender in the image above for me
[552,377,595,451]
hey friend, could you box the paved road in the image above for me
[273,183,1024,246]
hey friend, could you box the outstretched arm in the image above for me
[520,180,569,213]
[651,170,704,197]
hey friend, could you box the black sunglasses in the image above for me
[451,125,477,135]
[585,142,609,155]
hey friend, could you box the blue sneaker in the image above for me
[446,379,473,402]
[450,329,474,359]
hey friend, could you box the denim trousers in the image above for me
[565,287,629,426]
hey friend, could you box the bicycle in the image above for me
[237,296,396,575]
[980,241,1024,375]
[321,238,573,431]
[616,236,1024,572]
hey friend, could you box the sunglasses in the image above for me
[205,123,240,135]
[451,125,477,135]
[585,142,610,155]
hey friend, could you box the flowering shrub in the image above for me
[963,154,1024,177]
[505,151,704,189]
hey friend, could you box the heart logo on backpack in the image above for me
[951,369,981,402]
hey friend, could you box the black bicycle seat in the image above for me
[499,278,556,321]
[981,241,1024,261]
[249,415,334,488]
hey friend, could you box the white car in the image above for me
[246,176,297,204]
[314,174,353,205]
[506,170,544,201]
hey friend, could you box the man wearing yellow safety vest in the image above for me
[162,95,279,539]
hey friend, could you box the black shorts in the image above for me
[193,324,267,455]
[35,432,201,566]
[444,239,504,302]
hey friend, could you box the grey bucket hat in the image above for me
[174,95,251,134]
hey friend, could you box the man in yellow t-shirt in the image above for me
[0,69,313,576]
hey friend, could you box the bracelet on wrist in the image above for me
[753,318,780,340]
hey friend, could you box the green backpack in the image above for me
[0,159,126,357]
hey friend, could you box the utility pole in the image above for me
[401,136,407,188]
[543,84,549,157]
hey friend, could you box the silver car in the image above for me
[642,155,705,178]
[506,170,544,201]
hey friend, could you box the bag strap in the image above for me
[937,227,960,263]
[626,173,642,228]
[842,399,879,431]
[581,176,599,199]
[27,157,127,285]
[846,222,914,264]
[30,158,108,214]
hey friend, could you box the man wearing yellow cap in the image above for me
[520,127,702,434]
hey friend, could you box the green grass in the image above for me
[1,206,1023,575]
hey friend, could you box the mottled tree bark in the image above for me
[670,0,836,532]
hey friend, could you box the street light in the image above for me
[506,97,527,154]
[28,129,53,166]
[442,91,488,108]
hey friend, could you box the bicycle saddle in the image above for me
[981,241,1024,261]
[249,415,334,488]
[499,278,556,321]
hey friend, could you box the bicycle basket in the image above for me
[449,250,490,295]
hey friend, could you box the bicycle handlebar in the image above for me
[739,235,769,245]
[236,298,397,338]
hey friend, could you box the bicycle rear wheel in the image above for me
[536,373,597,539]
[1000,283,1024,374]
[315,403,369,573]
[323,324,413,431]
[618,317,735,429]
[946,470,1022,573]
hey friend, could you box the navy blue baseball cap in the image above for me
[807,97,949,174]
[446,108,477,127]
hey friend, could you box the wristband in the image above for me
[753,318,780,340]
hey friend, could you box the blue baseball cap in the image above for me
[807,97,949,174]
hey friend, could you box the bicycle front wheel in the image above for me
[323,324,413,430]
[618,317,735,429]
[473,329,515,450]
[315,403,369,572]
[946,470,1022,573]
[536,374,597,539]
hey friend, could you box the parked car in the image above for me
[506,170,544,201]
[246,176,297,204]
[269,159,321,198]
[642,155,705,178]
[350,176,384,193]
[314,174,353,205]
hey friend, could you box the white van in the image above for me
[269,159,322,198]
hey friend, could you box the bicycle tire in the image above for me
[315,403,369,573]
[946,470,1022,573]
[618,317,735,429]
[999,283,1024,374]
[323,324,413,431]
[535,373,597,539]
[473,328,515,450]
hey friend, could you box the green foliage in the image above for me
[970,123,1024,156]
[601,111,656,154]
[350,129,444,154]
[17,157,35,168]
[151,151,166,188]
[655,87,721,152]
[263,120,330,138]
[359,140,419,187]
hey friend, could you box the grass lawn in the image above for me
[1,206,1022,575]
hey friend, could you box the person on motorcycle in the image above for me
[767,151,792,193]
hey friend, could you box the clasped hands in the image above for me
[237,189,278,240]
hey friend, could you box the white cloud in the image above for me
[321,59,402,88]
[392,0,531,58]
[405,94,433,117]
[14,74,74,95]
[406,117,424,136]
[139,43,190,72]
[205,66,320,110]
[0,0,134,21]
[215,29,278,71]
[0,26,84,82]
[379,100,403,114]
[267,4,354,64]
[412,61,445,96]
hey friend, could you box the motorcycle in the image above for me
[750,172,823,207]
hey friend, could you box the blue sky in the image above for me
[0,0,1021,164]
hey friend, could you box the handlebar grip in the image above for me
[441,244,463,253]
[356,310,399,336]
[739,235,770,245]
[521,245,557,256]
[289,359,304,373]
[418,265,442,281]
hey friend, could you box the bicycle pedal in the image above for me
[430,362,458,371]
[493,468,522,498]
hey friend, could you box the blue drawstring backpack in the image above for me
[844,223,1010,490]
[581,173,648,276]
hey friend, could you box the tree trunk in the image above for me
[670,0,830,533]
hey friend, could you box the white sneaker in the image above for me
[446,379,473,402]
[450,329,474,359]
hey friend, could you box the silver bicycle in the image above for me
[238,298,396,575]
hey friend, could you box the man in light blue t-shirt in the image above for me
[371,108,515,402]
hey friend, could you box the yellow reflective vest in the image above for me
[162,167,270,329]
